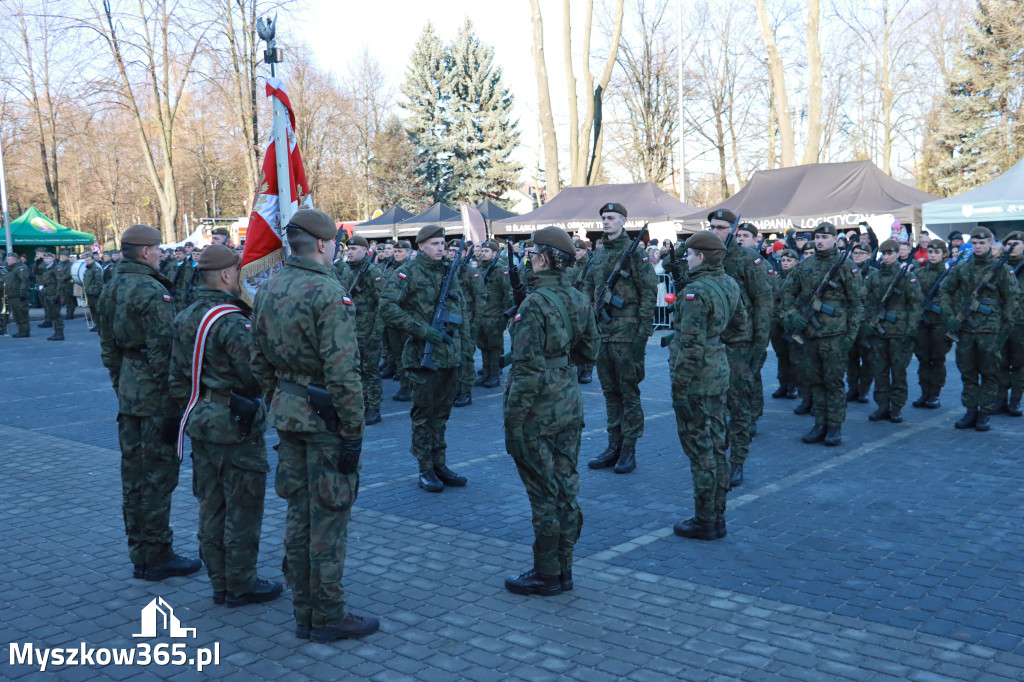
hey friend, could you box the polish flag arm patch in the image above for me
[342,296,353,305]
[685,293,696,300]
[513,313,522,322]
[397,272,407,279]
[162,294,172,302]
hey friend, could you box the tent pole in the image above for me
[0,127,12,253]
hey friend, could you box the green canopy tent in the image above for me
[7,207,95,254]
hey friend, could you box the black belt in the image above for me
[544,355,569,369]
[277,380,308,398]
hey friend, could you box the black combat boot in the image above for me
[673,517,717,541]
[772,385,788,399]
[954,411,978,429]
[559,567,573,591]
[613,444,636,474]
[310,614,380,641]
[993,397,1009,415]
[418,469,443,492]
[47,332,65,341]
[453,392,472,407]
[924,393,941,409]
[716,514,728,539]
[226,578,284,607]
[824,426,842,446]
[1008,394,1023,417]
[144,554,202,581]
[845,388,858,402]
[785,386,799,399]
[912,394,929,408]
[364,409,382,426]
[588,440,622,469]
[868,406,891,422]
[794,398,813,415]
[13,331,30,338]
[802,423,827,443]
[504,568,561,596]
[380,366,395,379]
[974,413,992,432]
[730,462,743,487]
[889,407,903,423]
[577,367,592,384]
[856,390,870,403]
[39,320,52,328]
[434,465,467,487]
[483,375,501,388]
[392,386,411,402]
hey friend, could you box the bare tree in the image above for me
[803,0,823,164]
[528,0,561,198]
[754,0,795,167]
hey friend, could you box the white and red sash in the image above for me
[177,304,244,459]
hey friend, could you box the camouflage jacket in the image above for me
[57,260,74,293]
[39,263,61,296]
[781,246,866,340]
[459,263,480,330]
[167,260,194,307]
[567,253,593,300]
[83,262,104,299]
[939,250,1019,334]
[476,256,512,318]
[97,258,177,417]
[333,259,352,288]
[344,257,384,341]
[3,262,30,299]
[1009,256,1024,326]
[864,261,923,339]
[503,270,599,433]
[721,243,772,347]
[916,259,950,325]
[168,288,267,446]
[587,230,659,342]
[669,262,743,395]
[379,253,468,370]
[102,261,118,284]
[250,255,364,440]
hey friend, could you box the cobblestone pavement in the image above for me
[2,316,1024,681]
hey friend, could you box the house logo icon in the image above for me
[133,597,197,638]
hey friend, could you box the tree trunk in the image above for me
[754,0,795,167]
[563,0,580,184]
[803,0,822,164]
[529,0,560,197]
[18,13,61,223]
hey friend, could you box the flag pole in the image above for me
[258,15,292,255]
[0,120,12,254]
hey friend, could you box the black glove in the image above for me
[337,438,362,475]
[160,416,182,445]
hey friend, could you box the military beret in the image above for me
[686,230,726,252]
[349,235,369,248]
[481,239,500,251]
[599,202,627,218]
[211,227,229,237]
[813,222,837,236]
[928,239,948,251]
[42,251,55,258]
[174,246,185,253]
[532,226,575,255]
[416,224,445,244]
[779,249,799,259]
[879,238,900,252]
[121,224,163,246]
[394,240,412,249]
[795,232,813,239]
[1002,231,1023,243]
[970,226,994,240]
[737,222,758,236]
[184,241,195,248]
[852,242,870,253]
[197,243,240,271]
[573,238,587,249]
[707,209,737,225]
[288,209,337,240]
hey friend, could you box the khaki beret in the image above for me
[879,238,900,252]
[532,226,575,255]
[211,227,229,237]
[779,249,799,259]
[814,222,837,236]
[573,238,589,249]
[1003,231,1024,243]
[599,202,628,218]
[121,224,163,246]
[481,239,500,251]
[197,243,240,271]
[686,230,726,252]
[416,224,445,244]
[737,222,758,236]
[394,240,412,250]
[288,209,337,240]
[349,236,369,248]
[42,251,55,258]
[927,239,948,252]
[707,209,737,225]
[970,226,994,240]
[852,243,871,253]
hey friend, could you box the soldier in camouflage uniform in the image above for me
[587,203,658,474]
[383,241,414,401]
[344,236,385,425]
[569,238,595,383]
[668,231,744,541]
[769,249,801,399]
[57,250,76,319]
[250,209,378,641]
[38,253,65,341]
[846,243,874,403]
[98,224,202,582]
[939,226,1021,431]
[733,224,774,424]
[167,247,194,311]
[503,227,599,596]
[380,224,470,493]
[167,244,282,607]
[4,252,31,337]
[999,232,1024,416]
[82,253,104,332]
[781,222,866,446]
[475,239,512,388]
[708,216,772,487]
[451,240,480,408]
[912,239,953,409]
[863,239,923,423]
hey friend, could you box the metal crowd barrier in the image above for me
[654,272,674,329]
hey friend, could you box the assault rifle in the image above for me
[458,241,476,273]
[946,250,1010,342]
[593,223,648,323]
[920,252,966,326]
[420,236,465,371]
[722,214,743,249]
[573,252,595,290]
[347,251,377,296]
[482,246,503,283]
[663,240,685,290]
[504,240,528,317]
[791,240,856,345]
[870,262,912,336]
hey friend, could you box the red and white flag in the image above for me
[239,77,313,302]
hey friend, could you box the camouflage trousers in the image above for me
[914,321,952,396]
[725,342,756,466]
[868,336,914,409]
[60,287,76,316]
[43,293,64,333]
[752,344,767,418]
[358,336,383,412]
[7,297,29,334]
[955,332,1004,413]
[847,333,872,395]
[191,438,269,597]
[408,367,458,470]
[385,326,410,391]
[998,325,1024,398]
[804,336,849,427]
[459,321,477,394]
[477,316,505,377]
[118,414,179,566]
[672,391,729,523]
[275,430,359,629]
[771,331,799,388]
[511,426,583,576]
[596,340,646,444]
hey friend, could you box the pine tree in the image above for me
[927,0,1024,194]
